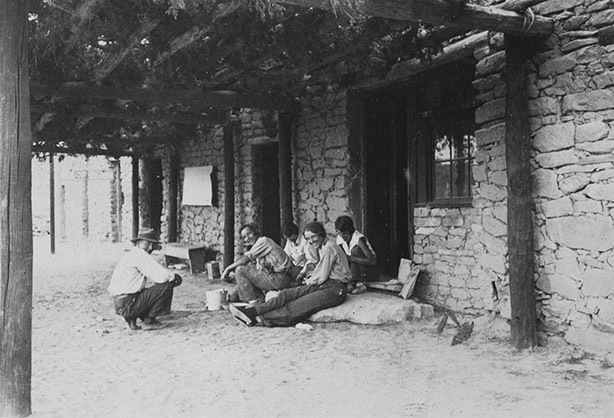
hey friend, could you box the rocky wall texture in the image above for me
[293,91,354,234]
[529,0,614,339]
[161,110,275,264]
[414,0,614,345]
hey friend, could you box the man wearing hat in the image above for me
[108,228,182,331]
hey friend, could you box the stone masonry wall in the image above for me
[160,110,275,264]
[293,90,354,234]
[414,0,614,345]
[529,0,614,341]
[413,34,509,316]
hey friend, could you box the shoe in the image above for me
[127,319,141,331]
[229,304,257,327]
[351,283,367,295]
[142,321,166,331]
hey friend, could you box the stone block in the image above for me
[565,326,614,354]
[535,150,579,169]
[585,183,614,201]
[541,196,574,218]
[546,216,614,252]
[533,123,575,152]
[532,169,561,198]
[582,268,614,297]
[563,90,614,112]
[308,293,434,325]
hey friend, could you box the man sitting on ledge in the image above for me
[108,228,182,331]
[229,221,350,327]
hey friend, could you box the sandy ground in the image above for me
[28,236,614,418]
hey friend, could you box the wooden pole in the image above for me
[0,0,33,415]
[223,123,236,267]
[167,147,179,243]
[505,34,537,349]
[49,154,56,254]
[132,156,139,239]
[278,112,294,242]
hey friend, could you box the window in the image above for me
[430,110,476,203]
[411,61,477,207]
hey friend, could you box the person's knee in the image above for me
[235,265,249,281]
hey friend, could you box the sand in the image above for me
[28,237,614,418]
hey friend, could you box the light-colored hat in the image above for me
[131,228,160,243]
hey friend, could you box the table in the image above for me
[162,243,207,274]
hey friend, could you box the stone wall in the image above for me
[293,91,353,234]
[413,0,614,344]
[529,0,614,339]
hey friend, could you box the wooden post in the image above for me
[278,112,294,240]
[59,185,67,241]
[167,147,179,243]
[132,156,139,239]
[49,154,56,254]
[82,162,89,239]
[0,1,33,415]
[505,34,537,349]
[223,123,236,267]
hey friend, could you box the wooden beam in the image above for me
[64,0,102,53]
[505,34,537,349]
[0,1,33,415]
[153,0,243,66]
[31,103,228,125]
[275,0,553,37]
[93,17,162,82]
[387,31,489,81]
[132,156,140,239]
[278,112,294,235]
[223,123,236,268]
[49,154,56,254]
[30,82,299,112]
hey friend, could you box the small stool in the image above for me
[162,243,207,274]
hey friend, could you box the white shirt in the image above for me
[283,235,309,267]
[305,238,351,286]
[108,247,173,295]
[336,231,376,256]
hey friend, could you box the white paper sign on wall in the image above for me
[182,166,213,206]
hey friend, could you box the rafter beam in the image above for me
[93,17,161,81]
[154,0,243,66]
[30,82,299,112]
[31,103,228,125]
[274,0,553,37]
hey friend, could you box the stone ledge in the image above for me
[309,292,434,325]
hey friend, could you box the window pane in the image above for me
[434,127,451,162]
[451,160,471,198]
[434,161,450,199]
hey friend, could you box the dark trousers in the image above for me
[113,282,174,321]
[349,246,378,283]
[254,279,347,327]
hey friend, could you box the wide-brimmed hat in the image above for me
[131,228,160,244]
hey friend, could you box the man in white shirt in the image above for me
[282,222,318,281]
[108,228,182,331]
[221,223,295,304]
[229,221,350,327]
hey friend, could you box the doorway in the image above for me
[254,143,281,244]
[363,91,410,277]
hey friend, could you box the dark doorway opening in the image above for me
[363,91,410,277]
[255,143,281,244]
[150,159,163,236]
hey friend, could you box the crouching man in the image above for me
[108,228,182,331]
[229,221,350,327]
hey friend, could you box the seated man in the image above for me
[221,223,295,304]
[229,221,350,327]
[282,222,318,281]
[108,228,182,331]
[334,215,378,294]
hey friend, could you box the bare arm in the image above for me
[350,238,376,266]
[221,255,250,279]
